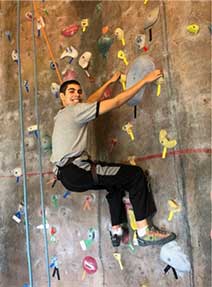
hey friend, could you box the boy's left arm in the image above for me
[86,71,121,103]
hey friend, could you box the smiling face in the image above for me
[60,83,83,107]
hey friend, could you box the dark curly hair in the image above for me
[59,80,81,94]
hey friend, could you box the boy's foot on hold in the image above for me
[110,225,130,247]
[110,232,122,247]
[137,225,176,246]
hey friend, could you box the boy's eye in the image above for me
[68,89,82,94]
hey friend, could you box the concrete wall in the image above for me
[0,1,211,287]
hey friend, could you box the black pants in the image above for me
[57,162,157,226]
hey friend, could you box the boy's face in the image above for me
[60,83,83,106]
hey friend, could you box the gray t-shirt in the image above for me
[50,102,99,165]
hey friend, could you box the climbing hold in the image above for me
[102,86,112,100]
[144,6,160,30]
[51,195,58,208]
[11,49,18,63]
[41,134,52,152]
[97,35,113,58]
[63,190,71,198]
[80,238,93,251]
[36,221,49,229]
[95,2,102,13]
[51,226,57,235]
[12,202,24,224]
[50,256,60,280]
[80,228,96,251]
[159,129,177,159]
[102,25,109,34]
[61,24,79,37]
[5,31,12,42]
[155,76,164,97]
[119,74,126,91]
[23,80,29,93]
[50,226,57,242]
[50,61,58,70]
[168,200,181,221]
[109,138,117,153]
[25,11,33,21]
[51,82,60,98]
[12,211,22,223]
[78,52,94,80]
[81,18,89,32]
[62,68,77,81]
[82,256,98,280]
[117,50,128,66]
[50,256,58,269]
[128,156,136,166]
[128,242,135,253]
[123,197,138,245]
[113,253,124,270]
[12,167,22,183]
[36,17,44,37]
[83,195,93,210]
[43,8,48,16]
[135,34,146,50]
[122,122,135,141]
[28,125,38,138]
[115,27,126,46]
[160,241,191,278]
[186,24,200,34]
[88,228,96,240]
[144,0,149,4]
[144,6,160,42]
[126,55,155,106]
[60,46,78,64]
[37,16,45,27]
[79,52,92,70]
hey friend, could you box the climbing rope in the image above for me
[31,2,51,286]
[32,1,63,84]
[16,0,33,286]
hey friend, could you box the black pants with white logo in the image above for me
[57,162,157,226]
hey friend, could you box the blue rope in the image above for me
[16,1,33,286]
[31,2,51,286]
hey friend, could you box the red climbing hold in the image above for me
[61,24,79,37]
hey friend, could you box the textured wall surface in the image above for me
[0,1,211,287]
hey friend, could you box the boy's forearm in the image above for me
[86,79,112,103]
[115,78,147,107]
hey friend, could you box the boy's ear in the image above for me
[60,92,65,101]
[60,92,65,106]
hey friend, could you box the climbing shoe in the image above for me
[110,232,122,247]
[137,225,176,247]
[110,225,130,247]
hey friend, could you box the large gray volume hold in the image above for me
[126,55,155,106]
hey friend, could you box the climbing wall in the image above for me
[0,1,211,287]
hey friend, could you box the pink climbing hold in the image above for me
[62,69,77,81]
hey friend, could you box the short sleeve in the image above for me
[72,102,99,124]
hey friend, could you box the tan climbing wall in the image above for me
[0,1,211,287]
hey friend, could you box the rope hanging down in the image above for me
[17,0,33,286]
[32,1,63,84]
[31,2,51,286]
